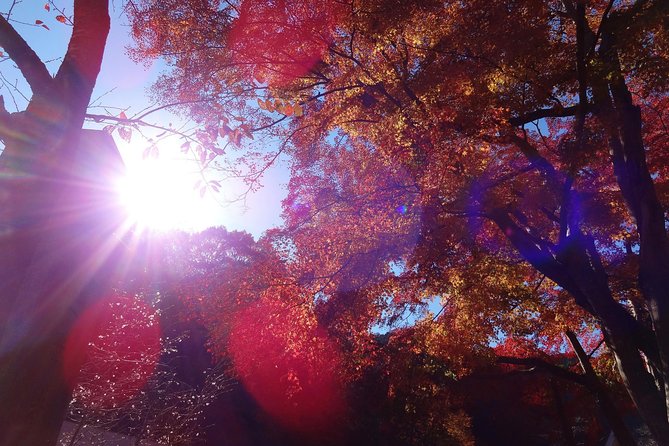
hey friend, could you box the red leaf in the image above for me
[44,3,50,11]
[119,111,128,120]
[35,20,44,25]
[218,125,232,138]
[231,130,242,147]
[55,15,67,24]
[41,24,50,30]
[118,127,132,143]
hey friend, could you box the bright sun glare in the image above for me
[116,148,216,232]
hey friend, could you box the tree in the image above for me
[61,291,230,446]
[128,1,669,443]
[0,2,115,444]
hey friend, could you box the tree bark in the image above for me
[0,2,112,445]
[565,331,637,446]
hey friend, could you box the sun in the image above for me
[116,148,217,232]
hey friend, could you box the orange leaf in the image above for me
[55,15,67,24]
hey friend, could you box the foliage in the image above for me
[128,0,669,443]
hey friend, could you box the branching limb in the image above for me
[0,14,52,95]
[497,356,588,386]
[508,104,582,127]
[55,0,110,106]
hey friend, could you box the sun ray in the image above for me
[115,144,217,232]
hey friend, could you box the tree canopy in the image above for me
[128,1,669,444]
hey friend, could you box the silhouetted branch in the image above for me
[0,14,52,95]
[497,356,588,386]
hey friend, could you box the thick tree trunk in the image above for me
[0,129,124,445]
[591,27,669,443]
[0,3,111,444]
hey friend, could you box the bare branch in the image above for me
[508,104,582,127]
[0,14,52,95]
[497,356,588,386]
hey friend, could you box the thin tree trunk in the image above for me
[566,331,637,446]
[67,421,85,446]
[550,379,577,446]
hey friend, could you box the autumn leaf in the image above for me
[55,15,67,24]
[118,126,132,143]
[44,3,50,11]
[218,125,232,138]
[231,130,242,147]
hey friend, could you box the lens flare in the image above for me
[62,294,161,409]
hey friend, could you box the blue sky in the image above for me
[1,1,287,238]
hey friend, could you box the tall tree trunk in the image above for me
[565,331,637,446]
[590,26,669,443]
[0,2,111,445]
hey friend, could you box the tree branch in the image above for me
[55,0,110,109]
[497,356,588,386]
[0,14,52,95]
[508,105,583,127]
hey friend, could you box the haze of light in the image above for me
[116,141,218,232]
